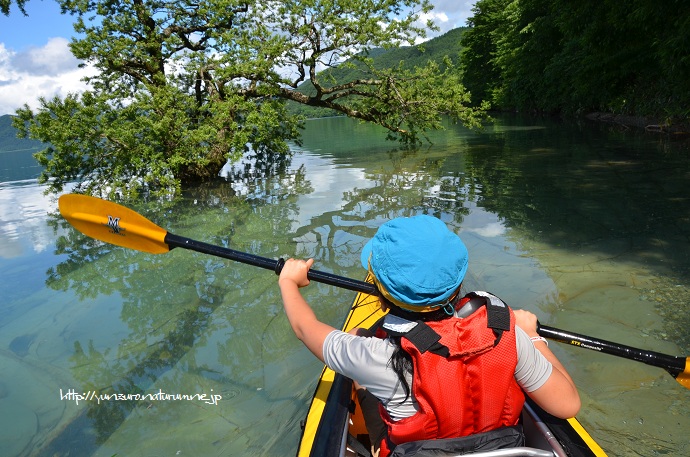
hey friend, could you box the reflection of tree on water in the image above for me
[219,148,297,199]
[460,123,690,278]
[290,157,479,283]
[323,152,472,225]
[67,306,210,445]
[45,141,599,453]
[458,121,690,354]
[41,150,313,451]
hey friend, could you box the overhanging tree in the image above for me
[1,0,28,15]
[13,0,484,198]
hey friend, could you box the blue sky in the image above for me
[0,0,476,115]
[0,1,77,51]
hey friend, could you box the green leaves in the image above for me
[0,0,28,15]
[462,0,690,120]
[15,0,483,198]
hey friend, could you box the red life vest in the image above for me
[378,292,525,457]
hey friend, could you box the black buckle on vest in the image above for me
[405,322,450,358]
[385,321,450,358]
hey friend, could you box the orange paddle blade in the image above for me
[58,194,170,254]
[677,358,690,389]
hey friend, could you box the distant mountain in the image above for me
[0,114,46,152]
[0,115,47,182]
[289,27,468,118]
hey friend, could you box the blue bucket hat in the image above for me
[360,215,468,312]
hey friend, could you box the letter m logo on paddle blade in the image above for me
[58,194,171,254]
[106,216,125,235]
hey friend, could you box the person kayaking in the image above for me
[279,215,580,456]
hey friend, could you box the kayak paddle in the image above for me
[57,193,690,390]
[57,194,377,295]
[538,325,689,389]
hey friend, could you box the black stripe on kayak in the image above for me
[308,372,354,457]
[525,398,599,457]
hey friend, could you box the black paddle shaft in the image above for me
[165,234,686,379]
[538,324,686,378]
[165,233,377,295]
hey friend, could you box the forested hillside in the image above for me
[461,0,689,123]
[0,114,45,152]
[289,28,467,119]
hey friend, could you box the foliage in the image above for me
[0,0,28,15]
[289,27,468,118]
[457,1,504,107]
[11,0,484,199]
[461,0,690,121]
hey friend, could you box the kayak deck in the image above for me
[296,279,608,457]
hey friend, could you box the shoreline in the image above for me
[584,112,690,135]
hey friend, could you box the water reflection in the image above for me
[1,115,689,456]
[39,141,501,455]
[463,121,690,281]
[0,180,60,258]
[459,119,690,359]
[32,157,311,453]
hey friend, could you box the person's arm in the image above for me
[514,309,581,418]
[278,258,336,362]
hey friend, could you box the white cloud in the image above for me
[0,38,95,115]
[419,10,448,27]
[427,0,476,34]
[12,37,81,75]
[408,0,475,42]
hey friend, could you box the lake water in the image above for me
[1,115,689,456]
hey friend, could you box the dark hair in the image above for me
[388,336,414,402]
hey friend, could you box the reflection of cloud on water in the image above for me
[464,221,506,238]
[0,180,59,258]
[290,152,373,228]
[459,207,507,239]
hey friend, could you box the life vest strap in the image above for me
[405,322,451,357]
[466,291,511,347]
[388,291,512,356]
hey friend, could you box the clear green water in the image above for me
[1,115,689,456]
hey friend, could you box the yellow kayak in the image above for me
[296,279,608,457]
